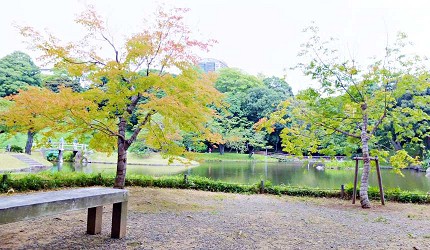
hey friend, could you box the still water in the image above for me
[55,161,430,192]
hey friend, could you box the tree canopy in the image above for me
[18,6,222,187]
[0,51,41,97]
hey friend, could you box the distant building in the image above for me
[198,58,228,73]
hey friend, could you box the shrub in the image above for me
[63,152,75,162]
[46,152,58,162]
[2,172,429,204]
[10,145,23,153]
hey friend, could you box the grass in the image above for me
[0,152,53,170]
[90,152,198,166]
[193,152,278,162]
[0,153,28,169]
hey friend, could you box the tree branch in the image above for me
[316,122,361,139]
[100,32,119,63]
[370,110,387,136]
[126,109,157,145]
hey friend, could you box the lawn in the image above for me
[0,153,27,169]
[90,152,199,166]
[0,152,52,170]
[193,152,278,162]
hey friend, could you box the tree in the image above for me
[215,68,263,93]
[19,6,221,188]
[1,87,61,154]
[263,76,293,97]
[0,51,41,97]
[260,27,429,208]
[210,69,291,153]
[41,68,83,93]
[376,87,430,156]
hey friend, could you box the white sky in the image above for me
[1,0,430,93]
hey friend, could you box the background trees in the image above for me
[0,51,41,97]
[209,68,293,154]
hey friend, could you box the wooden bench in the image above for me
[0,187,128,238]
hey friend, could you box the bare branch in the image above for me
[100,32,119,63]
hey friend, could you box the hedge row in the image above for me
[1,172,429,204]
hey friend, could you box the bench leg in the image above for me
[111,201,127,239]
[87,206,103,235]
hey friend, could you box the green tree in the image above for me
[215,68,263,93]
[41,68,83,93]
[0,51,41,97]
[377,87,430,156]
[261,27,428,208]
[19,6,221,188]
[263,76,293,97]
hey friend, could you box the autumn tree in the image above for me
[0,51,41,97]
[1,87,63,154]
[260,27,429,208]
[19,6,221,188]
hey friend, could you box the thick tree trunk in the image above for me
[219,144,225,155]
[25,130,35,155]
[359,103,371,208]
[114,118,129,188]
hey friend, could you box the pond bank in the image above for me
[1,187,430,249]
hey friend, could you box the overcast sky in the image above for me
[2,0,430,93]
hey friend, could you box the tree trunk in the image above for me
[425,136,430,151]
[25,130,35,155]
[114,118,129,188]
[389,139,403,151]
[219,144,225,155]
[359,103,371,208]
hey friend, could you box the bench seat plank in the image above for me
[0,187,128,225]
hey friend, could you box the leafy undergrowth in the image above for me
[1,172,429,204]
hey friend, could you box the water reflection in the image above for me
[55,161,430,192]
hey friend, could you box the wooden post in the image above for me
[184,174,188,184]
[352,158,359,204]
[111,201,127,239]
[87,206,103,234]
[375,157,385,205]
[340,184,345,199]
[260,180,265,194]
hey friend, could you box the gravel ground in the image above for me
[1,187,430,250]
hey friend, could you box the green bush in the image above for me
[2,172,429,204]
[47,152,58,162]
[129,140,152,157]
[10,145,23,153]
[63,152,75,162]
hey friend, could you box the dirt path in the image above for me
[1,187,430,249]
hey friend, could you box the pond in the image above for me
[54,161,430,193]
